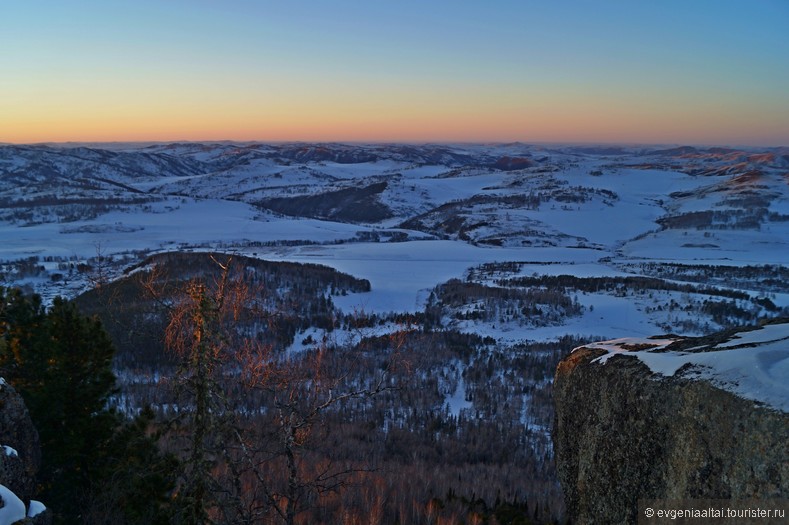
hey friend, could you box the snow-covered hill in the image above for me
[1,142,787,341]
[3,142,786,499]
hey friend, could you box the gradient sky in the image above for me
[2,0,788,145]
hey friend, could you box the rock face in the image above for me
[553,324,789,524]
[0,377,50,525]
[0,378,40,503]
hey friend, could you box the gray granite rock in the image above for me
[553,335,789,524]
[0,377,49,524]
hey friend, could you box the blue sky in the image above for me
[2,0,788,145]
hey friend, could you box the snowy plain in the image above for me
[2,142,787,413]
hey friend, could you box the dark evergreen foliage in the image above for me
[0,286,176,525]
[497,273,751,301]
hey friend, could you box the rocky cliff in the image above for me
[553,321,789,524]
[0,377,49,525]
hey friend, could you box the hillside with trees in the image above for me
[2,253,572,524]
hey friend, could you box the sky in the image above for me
[2,0,788,146]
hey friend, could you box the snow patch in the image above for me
[0,484,25,525]
[715,323,789,349]
[581,323,789,412]
[27,500,46,518]
[445,377,473,418]
[1,446,17,458]
[587,337,678,365]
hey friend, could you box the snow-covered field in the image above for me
[257,241,603,314]
[2,142,788,413]
[3,143,787,321]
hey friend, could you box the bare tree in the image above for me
[141,253,411,524]
[86,242,111,289]
[231,328,410,525]
[147,255,249,525]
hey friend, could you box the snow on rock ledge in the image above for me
[0,483,26,525]
[0,378,49,524]
[0,378,40,505]
[27,500,46,519]
[582,321,789,412]
[553,320,789,524]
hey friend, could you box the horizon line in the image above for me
[2,139,786,150]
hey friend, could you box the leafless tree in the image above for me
[144,254,249,524]
[143,253,410,524]
[229,327,410,525]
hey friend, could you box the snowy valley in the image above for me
[3,142,788,331]
[1,141,788,523]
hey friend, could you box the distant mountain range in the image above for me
[1,141,787,324]
[2,142,787,524]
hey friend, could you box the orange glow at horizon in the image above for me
[3,1,788,147]
[5,91,788,146]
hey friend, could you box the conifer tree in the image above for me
[0,287,177,525]
[31,297,119,522]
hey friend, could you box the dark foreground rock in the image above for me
[553,325,789,524]
[0,378,50,525]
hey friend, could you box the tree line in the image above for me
[2,252,580,524]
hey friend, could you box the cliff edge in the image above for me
[0,378,49,525]
[553,321,789,524]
